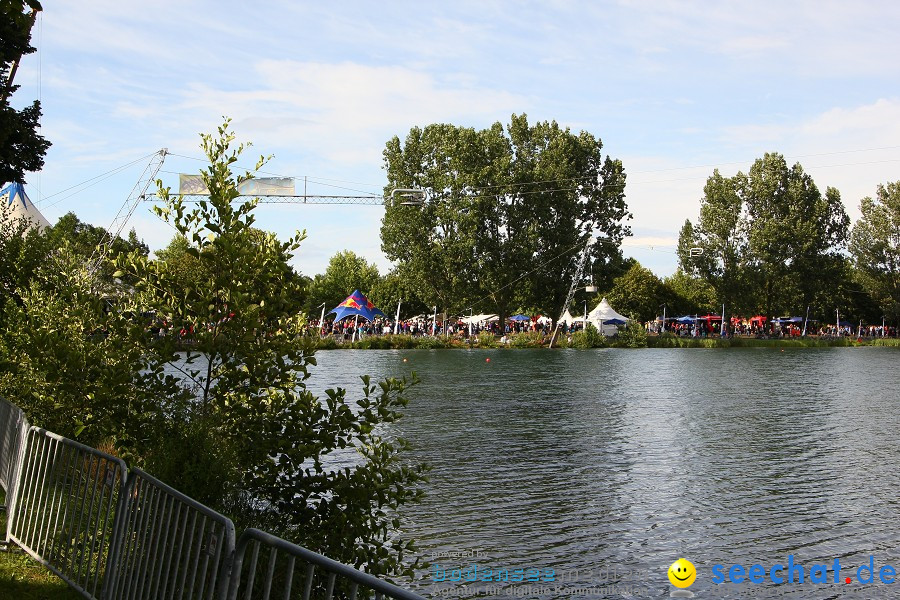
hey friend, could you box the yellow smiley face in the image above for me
[668,558,696,588]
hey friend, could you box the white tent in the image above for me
[1,182,51,231]
[558,310,576,326]
[460,313,498,325]
[587,297,629,336]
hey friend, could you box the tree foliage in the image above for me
[306,250,380,315]
[603,261,666,322]
[381,114,630,323]
[1,0,50,184]
[116,120,425,576]
[679,153,850,319]
[850,181,900,320]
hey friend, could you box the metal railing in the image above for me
[229,528,425,600]
[8,426,127,599]
[0,398,27,543]
[0,397,426,600]
[103,468,235,600]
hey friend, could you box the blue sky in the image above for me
[11,1,900,279]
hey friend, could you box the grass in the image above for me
[0,550,83,600]
[0,493,82,600]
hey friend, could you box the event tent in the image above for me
[328,290,386,323]
[0,182,51,231]
[461,313,498,325]
[587,298,628,336]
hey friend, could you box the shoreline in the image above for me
[306,334,900,350]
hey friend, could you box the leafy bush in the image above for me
[414,335,452,349]
[508,331,544,348]
[614,320,648,348]
[571,323,606,348]
[477,331,499,348]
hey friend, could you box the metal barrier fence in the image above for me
[0,398,426,600]
[8,426,128,599]
[0,398,25,501]
[228,528,425,600]
[103,467,235,600]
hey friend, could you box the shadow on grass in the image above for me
[0,550,83,600]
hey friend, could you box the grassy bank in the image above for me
[308,333,900,350]
[0,494,82,600]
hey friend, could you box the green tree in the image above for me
[119,120,425,577]
[368,268,429,321]
[850,182,900,321]
[1,0,50,184]
[603,261,666,322]
[306,250,381,315]
[381,114,630,324]
[663,269,717,316]
[0,246,173,452]
[0,198,49,320]
[679,153,849,319]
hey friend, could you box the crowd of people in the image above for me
[307,315,566,340]
[645,318,899,338]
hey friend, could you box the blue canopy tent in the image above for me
[675,315,697,323]
[508,314,531,321]
[328,289,387,323]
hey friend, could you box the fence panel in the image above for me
[8,426,127,599]
[103,467,235,600]
[228,528,426,600]
[0,396,26,498]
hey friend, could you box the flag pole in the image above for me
[431,306,437,336]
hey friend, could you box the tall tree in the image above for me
[603,261,666,322]
[679,153,849,319]
[1,0,50,184]
[306,250,381,315]
[381,114,629,323]
[850,181,900,321]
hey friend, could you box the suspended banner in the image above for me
[178,175,296,196]
[239,177,295,196]
[179,174,209,194]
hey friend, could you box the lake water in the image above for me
[306,347,900,599]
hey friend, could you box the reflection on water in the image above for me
[306,347,900,599]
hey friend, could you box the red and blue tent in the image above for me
[328,289,386,323]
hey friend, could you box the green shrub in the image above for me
[571,323,606,348]
[508,331,544,348]
[388,334,417,349]
[614,320,648,348]
[414,336,452,349]
[477,331,499,348]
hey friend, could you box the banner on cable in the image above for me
[179,174,296,196]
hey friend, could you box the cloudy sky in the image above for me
[11,1,900,278]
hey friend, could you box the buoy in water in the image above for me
[403,358,408,362]
[486,358,491,363]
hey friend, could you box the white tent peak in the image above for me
[586,297,628,335]
[1,182,51,231]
